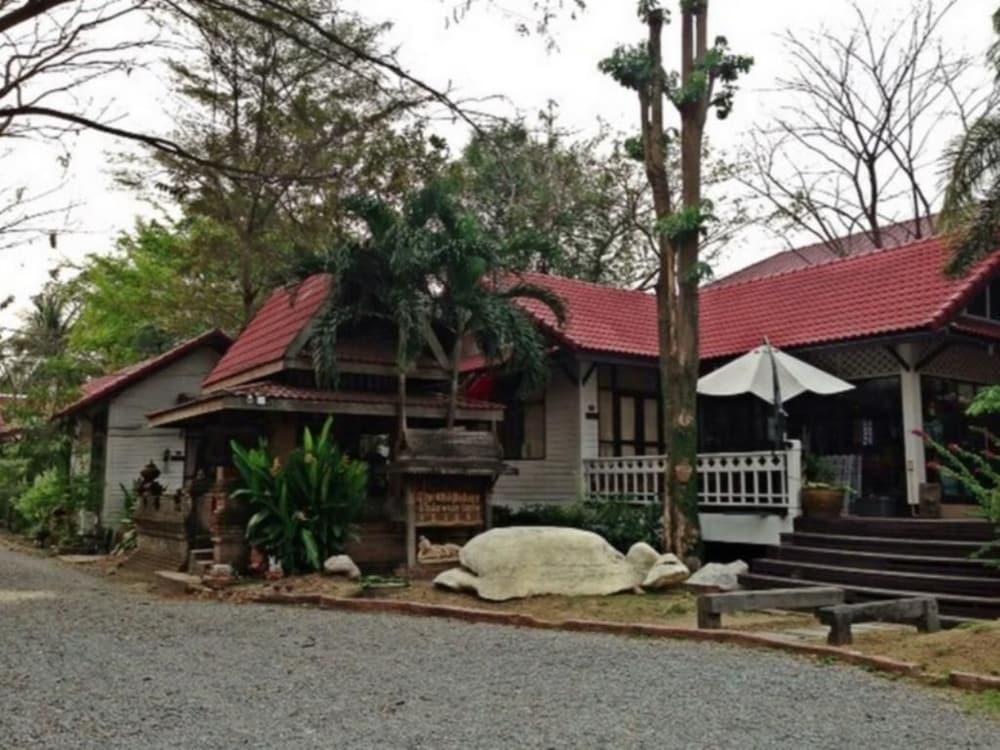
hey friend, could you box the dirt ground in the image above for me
[850,620,1000,677]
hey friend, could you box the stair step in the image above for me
[794,516,995,541]
[739,572,1000,620]
[751,558,1000,598]
[779,532,992,559]
[767,545,1000,578]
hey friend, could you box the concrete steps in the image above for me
[743,516,1000,620]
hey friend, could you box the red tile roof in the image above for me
[714,216,936,285]
[202,274,333,389]
[54,329,231,419]
[514,236,1000,361]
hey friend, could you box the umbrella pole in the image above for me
[766,338,784,452]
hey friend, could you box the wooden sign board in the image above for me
[414,489,484,527]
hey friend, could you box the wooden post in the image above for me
[405,485,417,569]
[899,347,926,508]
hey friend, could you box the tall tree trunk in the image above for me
[445,327,464,429]
[396,335,409,451]
[641,9,676,553]
[665,4,708,558]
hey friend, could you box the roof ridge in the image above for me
[516,270,652,298]
[705,235,945,293]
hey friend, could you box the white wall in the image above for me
[101,347,221,526]
[492,365,584,507]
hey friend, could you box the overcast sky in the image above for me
[1,0,996,329]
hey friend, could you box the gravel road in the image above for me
[1,545,997,750]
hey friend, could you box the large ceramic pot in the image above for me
[801,487,845,519]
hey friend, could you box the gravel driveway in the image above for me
[1,545,997,749]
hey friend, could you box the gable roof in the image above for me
[514,236,1000,362]
[202,274,333,390]
[713,216,936,286]
[54,329,232,420]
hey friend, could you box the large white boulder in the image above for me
[433,527,654,601]
[642,553,690,590]
[684,560,748,593]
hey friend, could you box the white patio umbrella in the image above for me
[697,339,854,447]
[698,340,854,404]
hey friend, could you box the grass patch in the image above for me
[962,690,1000,718]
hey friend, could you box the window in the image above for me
[965,279,1000,321]
[597,364,663,456]
[501,396,546,460]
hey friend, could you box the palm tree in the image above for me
[304,194,434,449]
[411,183,566,427]
[940,9,1000,275]
[303,181,565,440]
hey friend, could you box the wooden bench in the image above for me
[697,587,845,629]
[815,597,940,646]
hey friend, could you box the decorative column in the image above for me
[899,344,926,508]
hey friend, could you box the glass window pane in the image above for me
[620,443,636,457]
[599,390,614,441]
[644,399,659,443]
[523,401,546,459]
[990,281,1000,320]
[620,396,636,441]
[969,290,988,317]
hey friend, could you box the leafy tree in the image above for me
[601,0,752,557]
[304,181,564,437]
[452,112,650,285]
[302,191,439,447]
[69,220,245,368]
[453,110,746,288]
[408,182,566,427]
[941,7,1000,274]
[120,1,443,325]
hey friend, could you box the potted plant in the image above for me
[801,455,848,519]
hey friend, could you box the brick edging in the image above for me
[949,671,1000,692]
[245,591,925,678]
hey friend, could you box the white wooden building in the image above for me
[56,330,230,527]
[487,236,1000,546]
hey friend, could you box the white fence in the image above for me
[583,442,803,515]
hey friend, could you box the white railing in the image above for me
[583,442,802,514]
[583,455,668,504]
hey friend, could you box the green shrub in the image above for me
[232,417,368,574]
[492,497,662,553]
[14,468,98,544]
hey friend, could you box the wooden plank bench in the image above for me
[697,586,845,629]
[815,597,940,646]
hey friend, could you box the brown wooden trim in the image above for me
[204,361,287,392]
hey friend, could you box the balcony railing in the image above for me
[583,442,802,514]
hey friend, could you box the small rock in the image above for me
[641,553,690,590]
[208,564,234,578]
[684,560,748,593]
[323,554,361,580]
[433,567,481,593]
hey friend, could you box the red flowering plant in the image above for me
[915,425,1000,564]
